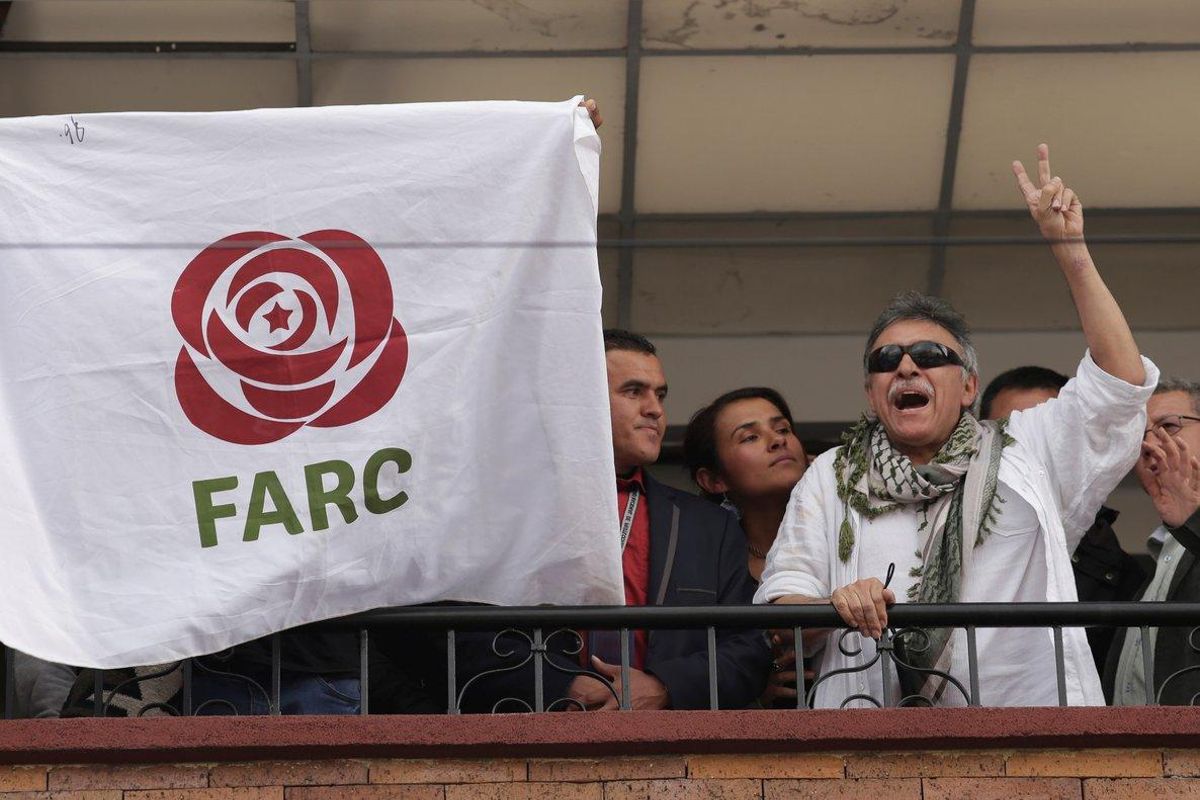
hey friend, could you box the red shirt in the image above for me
[617,469,651,669]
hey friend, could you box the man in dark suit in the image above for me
[369,330,769,713]
[1108,378,1200,705]
[554,329,770,710]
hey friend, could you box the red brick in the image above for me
[764,778,921,800]
[210,761,367,787]
[127,790,284,800]
[845,752,1003,778]
[689,755,842,779]
[1164,750,1200,777]
[289,787,442,800]
[370,759,524,784]
[1006,750,1160,778]
[529,758,685,782]
[0,766,48,792]
[924,777,1081,800]
[446,785,601,800]
[0,793,123,800]
[1084,778,1200,799]
[604,779,760,800]
[49,765,209,792]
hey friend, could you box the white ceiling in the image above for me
[6,0,1200,214]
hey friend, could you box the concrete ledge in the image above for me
[3,707,1200,764]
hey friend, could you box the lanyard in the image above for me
[619,488,640,552]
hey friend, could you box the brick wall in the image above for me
[4,749,1200,800]
[3,709,1200,800]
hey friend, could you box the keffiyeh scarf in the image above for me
[833,412,1014,702]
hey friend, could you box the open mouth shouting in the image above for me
[889,379,934,414]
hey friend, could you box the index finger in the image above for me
[1156,427,1182,463]
[1012,160,1037,197]
[1037,143,1051,186]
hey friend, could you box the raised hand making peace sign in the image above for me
[1012,143,1083,245]
[1005,142,1145,387]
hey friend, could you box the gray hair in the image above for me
[1154,377,1200,415]
[863,291,979,379]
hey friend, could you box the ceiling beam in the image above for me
[6,37,1200,59]
[294,0,312,106]
[616,0,644,330]
[926,0,977,297]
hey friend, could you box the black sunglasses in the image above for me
[866,341,965,373]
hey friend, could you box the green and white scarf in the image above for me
[833,412,1013,702]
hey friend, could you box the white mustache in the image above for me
[888,378,934,404]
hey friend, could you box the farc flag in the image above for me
[0,97,623,668]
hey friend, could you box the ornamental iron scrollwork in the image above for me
[1156,625,1200,705]
[189,649,271,716]
[542,628,620,711]
[806,629,883,708]
[454,627,620,714]
[888,627,972,707]
[455,628,535,713]
[805,626,972,708]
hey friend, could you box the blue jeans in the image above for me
[191,667,360,715]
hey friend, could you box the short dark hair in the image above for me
[683,387,795,498]
[603,328,656,355]
[864,291,978,379]
[980,366,1069,420]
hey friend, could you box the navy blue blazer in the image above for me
[444,471,770,711]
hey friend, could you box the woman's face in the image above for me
[708,397,807,502]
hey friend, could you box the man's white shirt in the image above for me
[755,352,1158,707]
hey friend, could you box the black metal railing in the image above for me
[5,602,1200,718]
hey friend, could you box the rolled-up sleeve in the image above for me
[754,453,837,603]
[1008,351,1158,544]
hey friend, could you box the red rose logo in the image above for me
[172,230,407,445]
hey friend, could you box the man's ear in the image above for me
[962,372,980,409]
[695,468,727,496]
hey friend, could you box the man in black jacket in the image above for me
[1108,378,1200,705]
[370,330,769,713]
[550,329,769,710]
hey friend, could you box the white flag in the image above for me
[0,98,623,668]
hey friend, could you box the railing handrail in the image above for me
[10,601,1200,717]
[319,601,1200,631]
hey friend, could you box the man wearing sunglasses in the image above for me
[755,144,1158,707]
[1109,379,1200,705]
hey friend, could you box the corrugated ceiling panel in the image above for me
[636,55,954,212]
[599,217,620,327]
[942,214,1200,331]
[643,0,959,49]
[954,53,1200,210]
[0,59,296,117]
[975,0,1200,45]
[631,218,932,334]
[310,0,626,52]
[313,57,625,214]
[1,0,293,42]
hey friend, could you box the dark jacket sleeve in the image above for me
[1168,508,1200,558]
[644,510,771,710]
